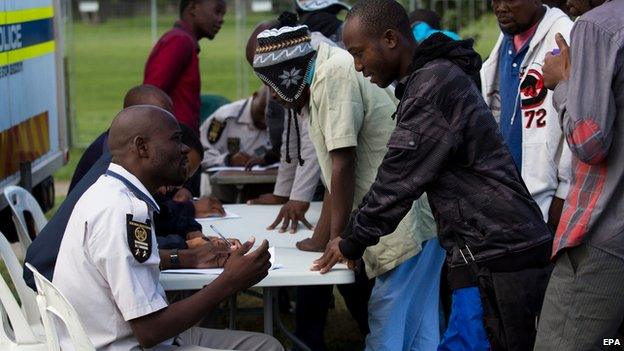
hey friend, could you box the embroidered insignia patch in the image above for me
[126,214,152,263]
[208,120,226,144]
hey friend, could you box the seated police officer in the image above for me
[52,105,283,350]
[23,85,231,292]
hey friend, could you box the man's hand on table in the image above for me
[247,193,289,205]
[296,222,328,252]
[312,237,354,274]
[296,237,327,252]
[228,152,252,166]
[194,197,226,218]
[172,187,193,202]
[218,237,271,292]
[244,156,265,170]
[178,238,232,268]
[267,200,313,234]
[186,235,242,250]
[186,231,204,241]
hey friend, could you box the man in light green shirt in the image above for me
[253,24,445,349]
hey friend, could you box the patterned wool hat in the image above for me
[295,0,351,12]
[253,25,316,103]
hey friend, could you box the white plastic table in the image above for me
[159,203,354,349]
[197,202,323,248]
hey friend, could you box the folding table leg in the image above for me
[228,294,237,329]
[271,288,312,351]
[235,185,244,203]
[263,287,273,335]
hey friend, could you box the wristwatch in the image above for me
[169,249,180,268]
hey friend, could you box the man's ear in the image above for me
[134,135,150,158]
[383,29,399,49]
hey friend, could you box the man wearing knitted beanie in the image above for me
[253,24,446,350]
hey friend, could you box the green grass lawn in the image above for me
[459,13,500,59]
[68,12,271,148]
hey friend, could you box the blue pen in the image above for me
[209,225,232,247]
[551,48,560,56]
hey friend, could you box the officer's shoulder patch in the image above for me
[126,214,152,263]
[207,119,226,144]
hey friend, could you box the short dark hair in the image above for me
[408,9,442,29]
[179,123,204,158]
[180,0,192,16]
[347,0,412,38]
[179,0,211,16]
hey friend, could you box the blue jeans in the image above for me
[365,238,446,351]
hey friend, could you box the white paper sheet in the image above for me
[206,163,279,172]
[195,209,241,222]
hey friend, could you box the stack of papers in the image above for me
[162,247,282,275]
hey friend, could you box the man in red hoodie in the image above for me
[144,0,226,134]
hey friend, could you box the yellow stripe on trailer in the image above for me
[0,41,55,66]
[0,6,54,25]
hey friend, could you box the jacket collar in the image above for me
[236,98,253,125]
[526,6,569,53]
[105,163,160,213]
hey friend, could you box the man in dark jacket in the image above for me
[313,0,553,349]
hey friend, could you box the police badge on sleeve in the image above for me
[126,214,152,263]
[207,120,226,144]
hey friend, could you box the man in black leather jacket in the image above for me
[313,1,553,349]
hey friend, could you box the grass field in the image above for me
[68,12,271,147]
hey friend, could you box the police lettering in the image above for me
[0,24,23,52]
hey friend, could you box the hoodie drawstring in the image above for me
[284,109,305,166]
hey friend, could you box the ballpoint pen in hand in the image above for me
[209,224,232,247]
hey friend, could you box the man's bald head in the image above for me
[108,105,189,190]
[108,105,177,159]
[123,84,173,113]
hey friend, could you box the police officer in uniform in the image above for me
[52,105,283,350]
[201,88,272,168]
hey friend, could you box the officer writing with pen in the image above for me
[51,105,283,350]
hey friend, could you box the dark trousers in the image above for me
[535,243,624,351]
[294,272,374,351]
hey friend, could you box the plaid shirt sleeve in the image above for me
[340,97,455,260]
[553,20,622,165]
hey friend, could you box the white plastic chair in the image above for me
[0,232,43,334]
[0,235,46,350]
[25,263,95,351]
[3,186,48,256]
